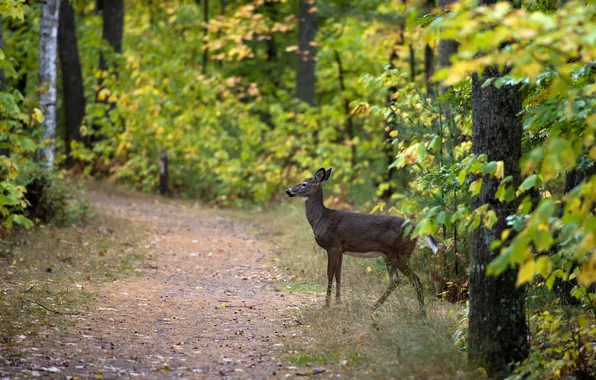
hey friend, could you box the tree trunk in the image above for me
[556,165,596,304]
[265,0,277,62]
[159,149,169,195]
[424,44,434,95]
[58,0,85,166]
[295,0,317,105]
[333,51,355,169]
[424,0,435,95]
[468,65,528,376]
[438,0,459,94]
[99,0,124,73]
[202,0,209,72]
[0,15,8,157]
[39,0,61,167]
[380,46,399,200]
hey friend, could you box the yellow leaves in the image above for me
[97,88,111,102]
[388,130,398,138]
[578,252,596,287]
[495,161,504,179]
[517,258,535,287]
[469,179,483,196]
[536,256,552,279]
[32,108,44,124]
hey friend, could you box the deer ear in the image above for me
[323,168,332,182]
[315,168,326,182]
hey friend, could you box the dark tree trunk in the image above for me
[99,0,124,73]
[468,65,528,376]
[0,16,5,93]
[295,0,317,105]
[202,0,209,72]
[334,51,355,169]
[380,46,399,200]
[58,0,85,166]
[264,0,277,62]
[216,0,225,68]
[408,44,415,83]
[438,0,459,95]
[424,0,435,95]
[0,15,8,157]
[424,44,434,95]
[159,149,169,195]
[93,0,123,144]
[557,165,596,304]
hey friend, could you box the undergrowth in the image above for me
[251,203,474,378]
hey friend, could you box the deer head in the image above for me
[285,168,332,198]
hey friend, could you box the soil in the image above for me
[0,189,325,379]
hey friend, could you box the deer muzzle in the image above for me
[285,189,295,197]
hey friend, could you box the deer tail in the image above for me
[425,235,440,254]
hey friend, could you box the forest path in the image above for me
[9,189,320,379]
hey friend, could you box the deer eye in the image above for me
[301,183,307,187]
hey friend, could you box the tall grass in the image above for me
[253,203,474,378]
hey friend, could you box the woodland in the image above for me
[0,0,595,378]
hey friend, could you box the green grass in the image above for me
[282,282,327,294]
[0,210,147,347]
[250,203,475,378]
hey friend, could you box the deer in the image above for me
[285,167,440,314]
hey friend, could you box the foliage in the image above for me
[1,1,88,229]
[1,1,36,229]
[510,309,596,379]
[3,0,596,376]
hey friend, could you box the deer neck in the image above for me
[305,186,328,229]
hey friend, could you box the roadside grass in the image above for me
[0,208,148,349]
[252,203,474,378]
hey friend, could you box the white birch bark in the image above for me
[39,0,60,167]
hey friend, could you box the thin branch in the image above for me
[19,297,81,315]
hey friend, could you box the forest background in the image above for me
[0,0,595,378]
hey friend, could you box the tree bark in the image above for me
[58,0,85,166]
[0,15,5,93]
[265,0,277,62]
[159,149,169,195]
[99,0,124,74]
[295,0,317,105]
[0,15,8,157]
[438,0,459,93]
[380,46,399,200]
[556,165,596,304]
[424,0,435,95]
[202,0,209,72]
[39,0,61,167]
[333,51,355,169]
[468,65,528,376]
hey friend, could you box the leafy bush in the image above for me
[16,164,91,226]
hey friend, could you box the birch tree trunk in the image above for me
[39,0,61,167]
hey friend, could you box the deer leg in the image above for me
[335,253,343,304]
[325,249,340,307]
[372,263,400,311]
[385,260,399,285]
[397,261,426,315]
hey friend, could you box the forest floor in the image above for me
[1,186,471,379]
[0,187,330,379]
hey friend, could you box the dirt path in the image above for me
[3,190,322,379]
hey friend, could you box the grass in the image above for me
[251,202,475,378]
[0,207,148,349]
